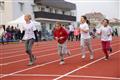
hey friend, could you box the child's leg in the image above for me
[86,39,94,59]
[76,35,79,41]
[62,42,70,56]
[81,39,86,58]
[28,39,35,61]
[58,43,64,61]
[25,39,35,62]
[108,41,112,52]
[102,41,109,59]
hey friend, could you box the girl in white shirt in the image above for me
[21,14,37,66]
[97,19,112,60]
[79,16,94,60]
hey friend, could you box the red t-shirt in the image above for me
[54,27,68,44]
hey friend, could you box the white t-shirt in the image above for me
[98,26,112,41]
[79,23,91,39]
[23,22,36,40]
[69,25,74,32]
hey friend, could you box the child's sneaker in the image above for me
[32,56,36,62]
[109,48,112,53]
[104,56,109,61]
[90,55,94,60]
[59,60,65,65]
[104,58,109,61]
[27,61,34,66]
[82,55,86,59]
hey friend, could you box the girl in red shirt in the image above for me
[54,22,70,65]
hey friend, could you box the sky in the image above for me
[65,0,120,21]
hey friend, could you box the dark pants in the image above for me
[1,36,4,44]
[25,39,34,61]
[69,31,74,41]
[75,35,80,41]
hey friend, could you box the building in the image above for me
[85,12,105,23]
[0,0,76,32]
[0,0,34,25]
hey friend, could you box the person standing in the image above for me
[79,16,94,60]
[74,27,80,41]
[68,24,74,41]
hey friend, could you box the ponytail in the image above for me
[81,16,90,25]
[86,20,90,25]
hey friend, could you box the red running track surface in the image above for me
[0,37,120,80]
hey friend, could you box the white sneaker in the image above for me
[59,61,65,65]
[90,55,94,60]
[27,61,34,66]
[104,58,109,61]
[82,55,86,59]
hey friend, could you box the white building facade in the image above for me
[0,0,76,32]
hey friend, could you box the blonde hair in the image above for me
[55,22,61,26]
[24,14,32,20]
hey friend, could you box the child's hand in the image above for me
[59,37,64,39]
[19,40,22,43]
[55,37,59,41]
[108,34,111,36]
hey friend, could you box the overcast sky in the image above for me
[65,0,120,21]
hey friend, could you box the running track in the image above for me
[0,37,120,80]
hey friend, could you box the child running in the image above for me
[20,14,37,66]
[79,16,94,60]
[97,19,113,60]
[53,22,70,65]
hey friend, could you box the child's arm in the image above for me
[97,28,102,35]
[81,29,89,33]
[55,37,59,41]
[19,30,25,43]
[80,25,89,33]
[59,29,68,40]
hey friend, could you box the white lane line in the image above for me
[0,42,78,59]
[0,43,118,66]
[67,75,120,80]
[1,43,119,78]
[0,47,102,78]
[0,44,80,65]
[1,74,119,80]
[0,44,57,55]
[2,43,52,51]
[0,41,55,51]
[1,40,118,55]
[0,48,57,59]
[53,50,120,80]
[1,41,77,55]
[0,47,79,66]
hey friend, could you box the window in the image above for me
[55,9,58,14]
[41,23,46,30]
[62,11,65,15]
[0,1,4,10]
[49,8,53,13]
[49,24,52,30]
[41,7,45,11]
[31,4,35,11]
[19,2,24,12]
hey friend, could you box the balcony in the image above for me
[34,11,76,21]
[34,0,76,10]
